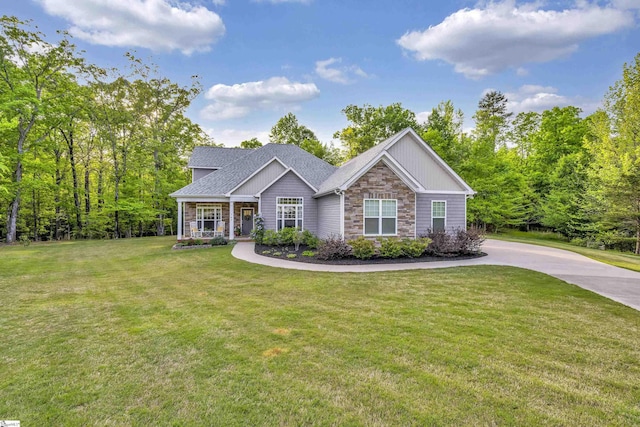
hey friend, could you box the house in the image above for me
[170,127,475,241]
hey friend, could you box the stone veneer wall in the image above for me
[182,202,230,239]
[343,161,416,240]
[233,202,259,235]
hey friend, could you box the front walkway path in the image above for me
[232,239,640,311]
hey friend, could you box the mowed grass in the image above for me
[1,238,639,426]
[491,230,640,273]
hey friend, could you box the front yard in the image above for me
[1,237,639,425]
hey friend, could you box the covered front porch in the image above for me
[176,197,259,241]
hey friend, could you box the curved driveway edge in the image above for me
[232,239,640,311]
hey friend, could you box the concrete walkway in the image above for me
[232,239,640,311]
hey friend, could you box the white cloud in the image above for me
[211,0,226,5]
[201,76,320,120]
[416,111,432,124]
[203,128,270,147]
[504,84,599,114]
[36,0,225,54]
[397,0,636,79]
[315,57,368,84]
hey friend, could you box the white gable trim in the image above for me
[225,156,287,197]
[340,152,424,193]
[255,167,318,197]
[387,128,475,194]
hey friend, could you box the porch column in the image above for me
[177,201,183,240]
[229,201,235,240]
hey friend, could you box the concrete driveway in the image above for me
[232,239,640,311]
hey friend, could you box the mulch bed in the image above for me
[255,244,486,265]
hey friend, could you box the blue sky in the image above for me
[4,0,640,147]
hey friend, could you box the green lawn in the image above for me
[1,237,639,426]
[490,230,640,273]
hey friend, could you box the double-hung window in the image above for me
[432,201,446,231]
[276,197,303,230]
[364,199,397,236]
[196,204,222,231]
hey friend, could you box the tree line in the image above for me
[0,17,213,243]
[2,16,639,254]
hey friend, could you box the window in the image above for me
[196,204,222,231]
[364,199,397,235]
[432,201,446,232]
[276,197,303,230]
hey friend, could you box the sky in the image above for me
[4,0,640,147]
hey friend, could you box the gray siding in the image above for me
[387,134,466,191]
[192,168,216,182]
[260,171,318,235]
[316,193,341,238]
[232,161,286,195]
[416,193,467,235]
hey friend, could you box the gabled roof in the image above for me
[315,127,474,196]
[171,143,337,197]
[188,146,253,168]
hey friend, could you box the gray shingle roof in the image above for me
[188,146,254,168]
[315,131,399,196]
[171,143,337,197]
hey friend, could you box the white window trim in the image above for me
[431,200,447,231]
[276,197,304,231]
[196,203,222,231]
[363,198,398,236]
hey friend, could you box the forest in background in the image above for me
[1,17,639,254]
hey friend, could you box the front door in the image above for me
[241,208,254,235]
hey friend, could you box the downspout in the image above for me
[334,189,345,239]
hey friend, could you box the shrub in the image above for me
[378,237,403,258]
[182,238,195,246]
[422,228,485,256]
[349,236,376,260]
[250,214,265,244]
[209,236,228,246]
[317,235,352,260]
[293,230,304,251]
[278,227,297,245]
[286,253,297,259]
[18,235,31,246]
[193,239,204,246]
[454,227,485,254]
[273,251,282,256]
[262,229,279,246]
[401,238,431,258]
[302,250,315,257]
[422,229,456,256]
[302,230,320,249]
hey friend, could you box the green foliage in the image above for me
[334,103,420,159]
[262,229,279,246]
[269,113,317,146]
[250,214,265,244]
[209,236,228,246]
[401,238,431,258]
[317,235,352,260]
[378,237,403,258]
[240,137,262,149]
[272,251,282,256]
[302,230,319,249]
[278,227,297,245]
[348,236,376,260]
[286,253,297,259]
[302,250,316,257]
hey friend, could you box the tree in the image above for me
[333,103,419,159]
[269,113,316,146]
[0,17,84,243]
[421,100,468,170]
[586,54,640,254]
[240,137,262,149]
[473,90,512,152]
